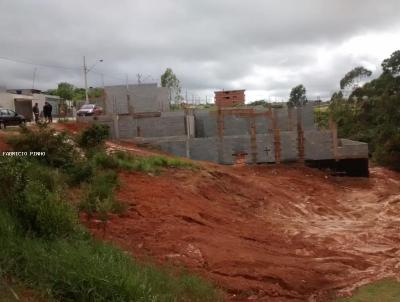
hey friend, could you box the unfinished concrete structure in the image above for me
[104,83,170,114]
[81,91,369,175]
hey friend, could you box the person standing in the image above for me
[48,102,53,123]
[43,102,50,123]
[32,102,39,123]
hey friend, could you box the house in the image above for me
[4,89,62,120]
[104,83,169,114]
[214,89,245,107]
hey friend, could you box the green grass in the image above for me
[94,151,198,173]
[337,279,400,302]
[0,125,218,302]
[0,278,53,302]
[0,207,221,302]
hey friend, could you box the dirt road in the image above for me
[84,160,400,301]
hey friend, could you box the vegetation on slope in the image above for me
[337,279,400,302]
[0,123,220,302]
[319,50,400,170]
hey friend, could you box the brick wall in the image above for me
[214,90,245,107]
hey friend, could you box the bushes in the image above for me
[64,160,94,186]
[330,95,400,170]
[79,170,122,216]
[6,124,77,168]
[76,123,109,150]
[0,157,77,239]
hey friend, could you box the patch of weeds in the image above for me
[0,157,77,239]
[6,123,78,168]
[337,278,400,302]
[111,151,197,173]
[76,124,109,150]
[63,161,94,186]
[79,170,122,218]
[0,206,221,302]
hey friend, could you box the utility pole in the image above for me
[83,56,103,104]
[137,73,142,85]
[32,67,37,89]
[83,56,89,104]
[101,73,105,89]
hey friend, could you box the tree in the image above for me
[160,68,182,104]
[340,66,372,90]
[56,82,75,100]
[382,50,400,77]
[328,51,400,170]
[288,84,307,107]
[331,91,344,101]
[44,83,104,103]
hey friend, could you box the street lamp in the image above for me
[83,56,103,104]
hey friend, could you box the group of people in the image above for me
[32,102,53,123]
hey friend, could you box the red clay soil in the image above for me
[84,162,400,301]
[0,133,11,151]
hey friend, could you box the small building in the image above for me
[1,89,61,120]
[0,91,34,121]
[214,89,245,107]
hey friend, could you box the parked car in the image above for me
[0,108,26,129]
[77,104,103,116]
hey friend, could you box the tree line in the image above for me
[329,50,400,170]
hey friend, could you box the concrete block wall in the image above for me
[338,139,368,159]
[104,83,169,114]
[255,134,275,163]
[280,132,299,161]
[89,103,368,166]
[104,86,129,114]
[135,114,186,137]
[255,115,271,134]
[194,113,218,137]
[130,84,169,112]
[223,115,250,136]
[189,137,220,163]
[302,103,315,130]
[304,130,334,160]
[118,115,135,139]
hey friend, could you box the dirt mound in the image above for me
[84,160,400,301]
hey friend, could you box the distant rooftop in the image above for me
[6,88,42,95]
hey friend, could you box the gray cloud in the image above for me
[0,0,399,100]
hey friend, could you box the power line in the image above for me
[0,54,156,87]
[0,55,80,71]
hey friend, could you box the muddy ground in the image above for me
[1,124,399,301]
[82,143,400,301]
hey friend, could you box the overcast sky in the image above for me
[0,0,399,102]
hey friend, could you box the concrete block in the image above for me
[280,131,298,161]
[304,130,334,160]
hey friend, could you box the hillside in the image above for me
[83,140,400,301]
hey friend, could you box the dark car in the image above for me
[77,104,103,116]
[0,108,26,129]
